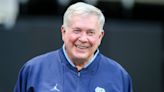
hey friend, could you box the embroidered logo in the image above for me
[50,84,60,92]
[95,87,106,92]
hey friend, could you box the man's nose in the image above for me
[78,33,88,42]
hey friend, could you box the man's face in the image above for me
[61,15,104,63]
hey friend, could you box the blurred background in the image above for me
[0,0,163,92]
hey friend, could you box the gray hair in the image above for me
[63,2,105,32]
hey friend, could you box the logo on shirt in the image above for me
[95,87,106,92]
[50,84,60,92]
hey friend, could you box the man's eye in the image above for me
[88,31,95,36]
[73,30,80,34]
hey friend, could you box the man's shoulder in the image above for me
[99,53,129,75]
[25,49,62,67]
[17,48,64,82]
[99,54,119,66]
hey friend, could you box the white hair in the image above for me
[63,2,105,32]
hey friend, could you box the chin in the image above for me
[75,56,87,59]
[73,54,88,60]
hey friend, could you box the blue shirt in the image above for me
[14,48,133,92]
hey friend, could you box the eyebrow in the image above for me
[72,27,96,32]
[72,27,81,30]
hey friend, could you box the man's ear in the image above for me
[98,31,104,46]
[61,25,66,41]
[61,25,66,34]
[99,31,104,39]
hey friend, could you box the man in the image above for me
[14,2,133,92]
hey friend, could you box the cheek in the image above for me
[89,38,99,46]
[66,34,78,44]
[90,36,102,47]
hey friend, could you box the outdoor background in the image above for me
[0,0,163,92]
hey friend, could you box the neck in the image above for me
[72,59,89,71]
[76,65,85,71]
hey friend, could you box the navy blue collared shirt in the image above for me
[14,48,133,92]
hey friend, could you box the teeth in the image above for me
[76,45,88,49]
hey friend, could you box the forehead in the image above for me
[68,14,100,29]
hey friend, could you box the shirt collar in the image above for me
[62,44,99,68]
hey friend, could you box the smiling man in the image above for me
[61,11,104,71]
[14,2,133,92]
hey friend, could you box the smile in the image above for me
[75,45,89,49]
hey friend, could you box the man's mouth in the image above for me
[75,44,89,49]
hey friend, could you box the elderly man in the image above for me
[14,2,133,92]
